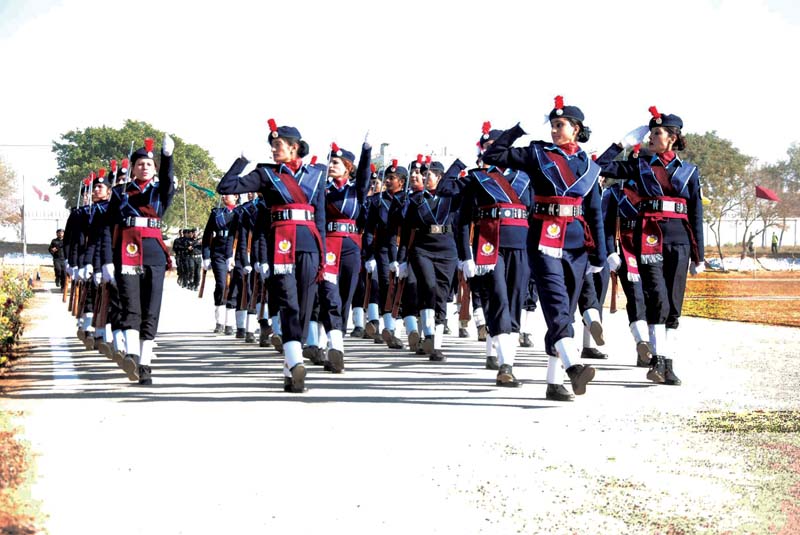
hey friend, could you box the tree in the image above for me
[681,131,752,269]
[0,157,22,235]
[49,120,221,233]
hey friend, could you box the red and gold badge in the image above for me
[645,235,658,246]
[480,243,495,256]
[546,223,561,239]
[325,252,337,265]
[278,239,292,253]
[125,243,139,256]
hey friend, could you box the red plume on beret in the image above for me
[144,138,154,153]
[83,177,91,186]
[416,154,423,164]
[591,154,597,162]
[459,169,467,178]
[310,155,318,165]
[633,143,641,153]
[391,159,398,168]
[424,155,431,165]
[331,142,340,153]
[121,158,129,170]
[554,95,564,110]
[110,159,117,172]
[98,168,106,178]
[648,106,661,120]
[267,118,277,132]
[89,171,96,180]
[370,163,377,173]
[482,121,491,136]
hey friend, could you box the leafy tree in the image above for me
[682,132,751,268]
[0,157,22,235]
[49,120,221,233]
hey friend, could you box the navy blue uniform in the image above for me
[202,206,237,308]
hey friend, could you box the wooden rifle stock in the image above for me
[62,274,69,303]
[385,272,396,313]
[239,232,253,310]
[390,230,415,319]
[609,271,619,314]
[222,233,239,304]
[91,282,103,328]
[96,282,110,327]
[198,268,207,298]
[458,223,475,321]
[248,270,260,311]
[362,267,372,309]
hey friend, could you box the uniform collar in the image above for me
[544,143,586,160]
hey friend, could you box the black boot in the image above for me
[350,326,366,338]
[365,320,379,338]
[235,328,245,339]
[458,327,469,338]
[138,365,152,385]
[224,326,234,335]
[646,356,666,384]
[303,345,326,366]
[477,324,488,342]
[581,347,608,360]
[485,356,499,370]
[546,383,574,402]
[636,341,653,367]
[245,332,256,343]
[421,336,434,356]
[122,354,140,382]
[519,333,533,347]
[259,329,271,347]
[496,364,521,387]
[382,329,403,349]
[283,364,306,393]
[428,350,446,362]
[324,349,345,373]
[442,322,451,335]
[213,323,224,334]
[664,359,681,385]
[566,364,595,396]
[408,331,421,353]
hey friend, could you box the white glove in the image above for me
[202,258,211,271]
[71,267,78,280]
[162,133,174,157]
[389,261,400,274]
[101,263,115,284]
[620,125,649,149]
[81,264,94,281]
[585,263,605,275]
[94,272,103,285]
[258,263,270,279]
[226,257,235,272]
[461,259,476,279]
[689,261,705,276]
[607,252,621,272]
[64,262,70,273]
[365,259,376,274]
[244,265,253,275]
[398,262,408,280]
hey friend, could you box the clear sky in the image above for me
[1,0,799,205]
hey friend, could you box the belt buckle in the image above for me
[431,224,441,234]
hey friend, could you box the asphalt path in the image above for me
[3,274,799,534]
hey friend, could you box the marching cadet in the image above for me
[457,130,533,384]
[481,96,607,401]
[173,229,189,288]
[598,107,705,385]
[106,158,130,363]
[217,120,326,394]
[397,159,465,361]
[600,145,653,367]
[104,135,176,385]
[314,140,372,372]
[201,194,238,334]
[185,228,202,291]
[80,169,113,353]
[233,192,262,342]
[363,160,408,350]
[350,166,381,339]
[49,229,66,289]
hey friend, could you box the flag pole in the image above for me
[183,174,188,229]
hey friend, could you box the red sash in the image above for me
[639,196,689,264]
[531,195,592,258]
[118,226,172,275]
[272,203,325,280]
[474,203,528,275]
[619,227,640,281]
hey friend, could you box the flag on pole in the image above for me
[755,185,780,202]
[188,181,216,198]
[32,185,50,202]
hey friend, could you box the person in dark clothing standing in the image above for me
[50,229,66,288]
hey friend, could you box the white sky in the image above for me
[1,0,799,205]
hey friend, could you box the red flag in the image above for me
[43,194,50,202]
[32,185,43,200]
[755,185,780,202]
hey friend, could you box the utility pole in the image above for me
[182,175,187,229]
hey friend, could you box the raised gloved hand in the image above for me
[607,252,621,272]
[226,257,235,272]
[258,263,270,279]
[363,130,371,151]
[202,258,211,271]
[162,133,175,157]
[585,263,605,275]
[460,259,476,279]
[620,125,649,149]
[364,258,377,274]
[244,265,253,275]
[389,261,400,274]
[101,263,115,284]
[689,261,705,276]
[398,262,408,280]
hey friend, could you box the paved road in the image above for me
[3,275,799,534]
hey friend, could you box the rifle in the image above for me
[390,230,415,319]
[222,233,239,304]
[62,273,70,303]
[609,271,619,314]
[91,282,103,328]
[95,282,110,327]
[71,280,82,316]
[385,271,396,313]
[239,231,253,310]
[458,224,475,322]
[362,266,372,309]
[198,268,207,298]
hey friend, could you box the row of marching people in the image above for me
[62,136,177,386]
[210,98,704,399]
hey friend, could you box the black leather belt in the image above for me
[475,207,527,220]
[123,216,161,228]
[326,222,359,233]
[532,203,583,217]
[271,209,314,222]
[214,230,229,238]
[620,219,636,231]
[640,199,687,214]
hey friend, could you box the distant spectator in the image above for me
[49,228,66,288]
[772,232,779,254]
